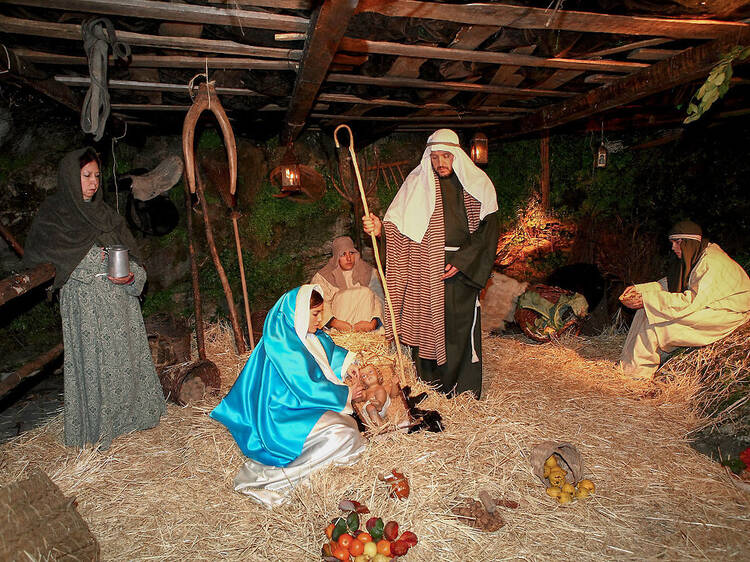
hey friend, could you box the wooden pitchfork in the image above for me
[333,124,406,384]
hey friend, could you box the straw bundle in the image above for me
[657,321,750,430]
[0,325,748,561]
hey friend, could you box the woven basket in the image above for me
[514,283,583,343]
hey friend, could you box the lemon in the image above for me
[544,455,558,469]
[578,479,595,492]
[548,468,566,488]
[558,492,573,504]
[575,487,590,499]
[546,486,562,498]
[561,483,576,495]
[543,466,551,478]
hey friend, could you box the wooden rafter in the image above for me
[339,38,649,73]
[310,113,516,122]
[470,44,537,108]
[355,0,749,39]
[204,0,312,9]
[13,49,299,71]
[497,28,750,138]
[534,38,675,92]
[282,0,359,143]
[0,0,309,32]
[55,76,265,97]
[327,73,577,97]
[0,15,303,60]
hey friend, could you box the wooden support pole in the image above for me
[0,263,55,308]
[184,187,206,361]
[0,343,63,397]
[540,130,550,212]
[195,174,246,355]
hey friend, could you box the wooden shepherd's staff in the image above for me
[333,124,405,383]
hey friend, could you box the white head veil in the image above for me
[383,129,498,243]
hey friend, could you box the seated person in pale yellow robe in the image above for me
[619,221,750,380]
[311,236,384,332]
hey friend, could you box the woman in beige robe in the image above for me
[619,221,750,380]
[311,236,384,333]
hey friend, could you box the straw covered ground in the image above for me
[1,323,748,561]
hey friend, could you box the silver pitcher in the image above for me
[106,245,130,279]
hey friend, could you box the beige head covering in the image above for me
[383,129,498,243]
[318,236,373,289]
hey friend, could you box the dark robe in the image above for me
[411,172,498,398]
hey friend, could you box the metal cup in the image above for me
[107,245,130,279]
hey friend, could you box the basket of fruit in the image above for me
[322,500,418,561]
[530,441,595,505]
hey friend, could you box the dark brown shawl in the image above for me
[23,148,139,289]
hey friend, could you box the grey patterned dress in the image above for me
[59,245,166,448]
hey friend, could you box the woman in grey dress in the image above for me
[24,148,165,449]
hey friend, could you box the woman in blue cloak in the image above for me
[210,284,367,507]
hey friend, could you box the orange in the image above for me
[325,523,335,540]
[332,544,349,561]
[337,533,353,550]
[356,531,373,543]
[349,538,364,556]
[376,539,392,557]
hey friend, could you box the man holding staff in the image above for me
[363,129,499,398]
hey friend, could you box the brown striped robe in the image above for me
[383,171,483,366]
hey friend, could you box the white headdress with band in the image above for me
[668,233,703,242]
[383,129,498,242]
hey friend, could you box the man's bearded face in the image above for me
[430,150,454,177]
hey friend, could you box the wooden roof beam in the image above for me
[282,0,359,143]
[0,15,302,61]
[355,0,749,39]
[14,49,298,70]
[327,73,578,98]
[339,38,648,73]
[55,76,267,97]
[0,0,308,32]
[496,28,750,139]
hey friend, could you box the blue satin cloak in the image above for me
[210,287,351,467]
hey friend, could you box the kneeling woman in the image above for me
[210,285,367,507]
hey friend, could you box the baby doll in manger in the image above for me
[347,362,403,428]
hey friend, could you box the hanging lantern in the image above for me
[470,132,488,164]
[279,144,301,192]
[596,142,608,168]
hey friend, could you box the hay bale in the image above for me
[659,321,750,427]
[0,467,99,561]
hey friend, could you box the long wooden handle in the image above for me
[333,124,405,382]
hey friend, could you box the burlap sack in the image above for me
[530,441,584,485]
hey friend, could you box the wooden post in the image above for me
[184,185,206,360]
[195,174,246,355]
[540,129,550,212]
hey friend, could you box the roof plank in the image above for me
[339,38,649,73]
[0,15,302,60]
[0,0,308,32]
[355,0,749,39]
[497,27,750,138]
[13,49,298,70]
[327,73,578,97]
[282,0,359,143]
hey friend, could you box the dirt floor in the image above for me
[1,331,748,561]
